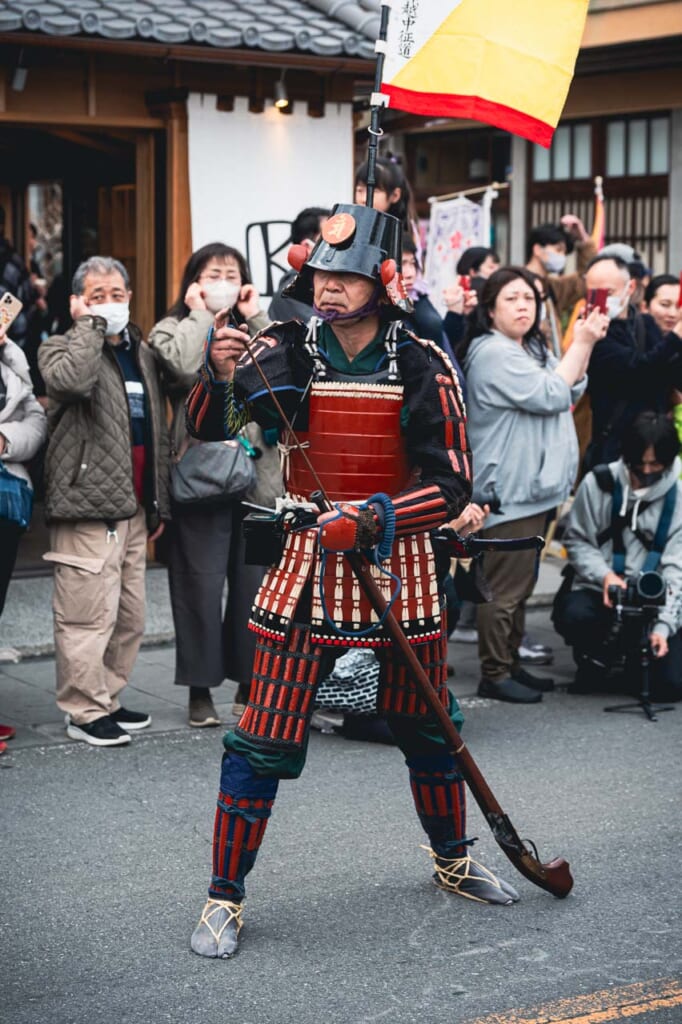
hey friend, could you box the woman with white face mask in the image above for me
[149,244,275,728]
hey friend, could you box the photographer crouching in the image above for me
[553,412,682,703]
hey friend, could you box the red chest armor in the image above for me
[285,381,411,503]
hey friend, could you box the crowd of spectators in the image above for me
[1,169,681,751]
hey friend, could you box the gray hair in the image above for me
[71,256,130,295]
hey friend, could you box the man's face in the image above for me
[312,270,376,317]
[628,445,666,489]
[584,259,634,320]
[533,241,567,274]
[80,270,130,306]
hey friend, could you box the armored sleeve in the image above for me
[390,337,472,535]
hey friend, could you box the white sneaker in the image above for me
[519,634,554,665]
[452,627,478,644]
[311,710,343,734]
[66,716,131,747]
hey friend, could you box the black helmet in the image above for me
[283,202,409,317]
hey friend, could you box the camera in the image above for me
[606,570,666,671]
[243,511,285,566]
[471,490,502,515]
[607,570,666,611]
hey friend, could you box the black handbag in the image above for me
[170,438,256,506]
[453,559,493,604]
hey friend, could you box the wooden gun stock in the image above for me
[348,550,573,898]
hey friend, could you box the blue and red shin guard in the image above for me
[209,753,279,903]
[407,753,472,859]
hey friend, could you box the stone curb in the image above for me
[2,631,176,662]
[3,597,558,661]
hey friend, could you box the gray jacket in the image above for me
[149,308,270,454]
[149,308,283,508]
[464,331,586,526]
[0,338,47,489]
[563,457,682,638]
[38,317,170,528]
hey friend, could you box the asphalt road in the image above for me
[1,675,681,1024]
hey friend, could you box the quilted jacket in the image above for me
[38,316,170,528]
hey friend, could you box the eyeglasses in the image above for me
[198,270,240,282]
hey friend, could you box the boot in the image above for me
[188,687,220,728]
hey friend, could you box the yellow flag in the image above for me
[381,0,589,147]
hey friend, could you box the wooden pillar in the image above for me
[165,100,192,306]
[135,132,156,336]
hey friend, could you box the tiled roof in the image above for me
[0,0,380,58]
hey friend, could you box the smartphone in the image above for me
[458,275,471,292]
[228,306,247,328]
[586,288,608,315]
[0,291,23,330]
[678,271,682,308]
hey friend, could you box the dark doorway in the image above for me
[0,124,140,574]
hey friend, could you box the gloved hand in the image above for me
[317,502,380,553]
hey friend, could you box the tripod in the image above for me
[604,608,675,722]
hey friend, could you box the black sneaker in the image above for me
[478,677,542,704]
[66,715,131,747]
[337,713,397,745]
[512,667,555,692]
[567,654,609,694]
[110,706,152,731]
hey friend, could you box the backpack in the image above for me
[552,464,676,622]
[592,464,677,574]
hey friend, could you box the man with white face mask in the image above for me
[525,216,596,355]
[583,254,682,470]
[38,256,171,747]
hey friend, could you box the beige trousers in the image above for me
[476,512,548,682]
[46,508,147,724]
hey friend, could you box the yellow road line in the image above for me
[467,978,682,1024]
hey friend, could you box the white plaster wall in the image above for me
[187,93,354,296]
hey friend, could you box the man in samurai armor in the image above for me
[185,203,519,958]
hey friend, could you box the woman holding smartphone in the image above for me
[457,267,607,703]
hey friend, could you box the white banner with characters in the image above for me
[424,190,495,316]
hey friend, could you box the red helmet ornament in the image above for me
[287,244,310,273]
[380,258,397,286]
